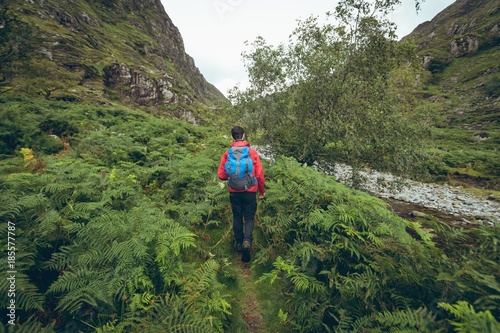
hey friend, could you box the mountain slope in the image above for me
[403,0,499,128]
[0,0,227,119]
[396,0,499,186]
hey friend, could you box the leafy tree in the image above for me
[230,0,431,181]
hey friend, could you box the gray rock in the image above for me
[409,211,429,218]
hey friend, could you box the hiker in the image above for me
[218,126,265,262]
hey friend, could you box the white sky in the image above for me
[160,0,455,96]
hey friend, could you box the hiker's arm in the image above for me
[217,152,228,180]
[252,151,265,195]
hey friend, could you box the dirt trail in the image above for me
[239,260,264,333]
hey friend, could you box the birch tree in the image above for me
[230,0,430,179]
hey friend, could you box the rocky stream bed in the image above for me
[331,164,499,226]
[255,146,499,226]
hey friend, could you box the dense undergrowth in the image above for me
[0,97,499,332]
[415,45,500,189]
[427,127,500,190]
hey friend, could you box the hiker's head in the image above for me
[231,126,245,141]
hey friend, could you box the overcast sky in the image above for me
[161,0,455,96]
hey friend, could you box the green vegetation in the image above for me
[403,0,500,187]
[416,45,500,188]
[252,158,499,332]
[0,96,498,332]
[429,127,500,181]
[0,0,499,331]
[230,0,499,188]
[230,0,432,182]
[1,0,226,107]
[0,97,233,332]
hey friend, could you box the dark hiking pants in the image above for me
[230,191,257,245]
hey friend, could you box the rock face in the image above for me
[450,35,480,57]
[403,0,499,64]
[3,0,227,114]
[103,62,179,105]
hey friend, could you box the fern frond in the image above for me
[4,194,50,221]
[289,271,326,294]
[46,244,79,270]
[76,248,105,267]
[72,200,107,215]
[387,328,420,333]
[0,250,44,312]
[34,209,61,238]
[376,307,437,331]
[182,260,220,299]
[261,256,326,295]
[42,182,72,195]
[112,295,220,332]
[3,315,56,333]
[105,239,149,267]
[438,301,500,333]
[48,268,112,314]
[331,309,354,333]
[0,272,44,312]
[156,223,196,263]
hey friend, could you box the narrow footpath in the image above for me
[238,260,264,333]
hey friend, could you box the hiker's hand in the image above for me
[258,193,266,200]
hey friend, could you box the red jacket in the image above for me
[218,140,265,194]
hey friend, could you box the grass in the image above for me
[432,129,499,167]
[461,187,500,201]
[415,39,500,190]
[426,127,500,189]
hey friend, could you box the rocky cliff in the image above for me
[0,0,227,119]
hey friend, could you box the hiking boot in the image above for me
[236,243,243,253]
[241,241,251,262]
[241,250,251,263]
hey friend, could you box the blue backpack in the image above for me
[224,146,257,190]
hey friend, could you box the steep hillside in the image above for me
[399,0,499,186]
[404,0,499,128]
[0,0,228,121]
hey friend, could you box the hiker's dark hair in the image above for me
[231,126,245,140]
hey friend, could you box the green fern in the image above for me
[291,241,324,270]
[259,256,327,295]
[0,228,45,312]
[0,265,44,312]
[375,307,437,332]
[0,315,56,333]
[439,301,500,333]
[105,296,221,333]
[47,267,111,314]
[156,223,197,258]
[331,309,355,333]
